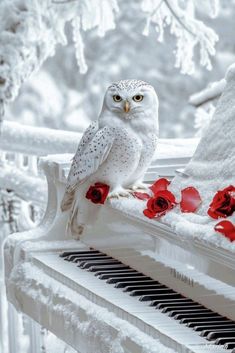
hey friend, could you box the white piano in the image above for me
[3,146,235,353]
[4,63,235,353]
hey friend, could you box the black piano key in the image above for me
[64,254,107,262]
[61,250,100,258]
[198,324,235,333]
[123,284,165,292]
[175,312,220,320]
[79,259,120,269]
[140,293,183,302]
[98,272,139,280]
[70,253,108,260]
[89,264,130,272]
[130,288,175,297]
[161,304,205,314]
[150,298,193,307]
[74,255,113,263]
[95,269,136,276]
[107,276,151,284]
[169,308,212,318]
[215,337,235,345]
[115,280,159,289]
[181,316,227,325]
[155,300,195,309]
[188,320,233,329]
[225,342,235,349]
[207,330,235,341]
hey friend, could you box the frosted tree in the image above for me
[0,0,119,120]
[0,0,220,122]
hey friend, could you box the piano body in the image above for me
[4,64,235,353]
[3,148,235,353]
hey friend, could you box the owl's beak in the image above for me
[124,100,130,113]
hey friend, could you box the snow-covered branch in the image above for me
[142,0,219,74]
[189,79,225,107]
[0,0,119,115]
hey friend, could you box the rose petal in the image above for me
[208,207,224,219]
[150,178,170,195]
[143,209,156,219]
[133,192,150,200]
[214,220,235,242]
[180,187,202,213]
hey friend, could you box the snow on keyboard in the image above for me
[33,247,235,353]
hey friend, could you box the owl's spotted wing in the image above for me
[72,120,99,162]
[66,121,98,186]
[67,125,115,191]
[61,125,115,211]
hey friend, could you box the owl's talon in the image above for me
[108,189,132,199]
[129,182,150,191]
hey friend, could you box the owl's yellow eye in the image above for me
[113,95,122,102]
[133,94,144,102]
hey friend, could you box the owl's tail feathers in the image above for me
[66,206,85,240]
[61,189,76,212]
[66,196,101,240]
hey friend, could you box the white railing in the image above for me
[0,120,82,353]
[0,121,83,207]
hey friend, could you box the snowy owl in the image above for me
[61,79,159,237]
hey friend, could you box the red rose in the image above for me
[86,182,110,204]
[207,185,235,219]
[143,190,176,219]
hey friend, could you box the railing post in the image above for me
[0,151,6,164]
[15,153,25,170]
[7,305,30,353]
[26,319,41,353]
[27,156,38,176]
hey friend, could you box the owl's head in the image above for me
[101,79,158,120]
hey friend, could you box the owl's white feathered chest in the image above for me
[90,121,156,188]
[90,126,140,185]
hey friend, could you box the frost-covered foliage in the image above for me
[7,70,91,130]
[0,0,220,119]
[0,0,118,111]
[6,0,235,138]
[142,0,219,74]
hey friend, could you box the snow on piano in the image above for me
[4,64,235,353]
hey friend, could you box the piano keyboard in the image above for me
[58,248,235,352]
